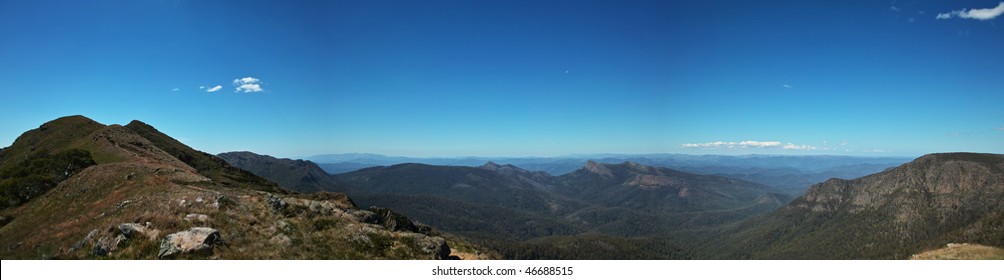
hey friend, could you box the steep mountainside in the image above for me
[554,161,785,212]
[0,116,455,260]
[333,159,787,258]
[336,163,586,242]
[712,153,1004,259]
[339,163,578,213]
[218,151,348,194]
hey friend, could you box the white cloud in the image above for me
[937,1,1004,20]
[739,140,782,148]
[782,143,817,150]
[233,76,265,93]
[206,85,223,92]
[782,84,793,88]
[236,83,262,92]
[235,77,259,84]
[682,140,817,150]
[891,6,900,12]
[171,88,181,92]
[995,126,1004,131]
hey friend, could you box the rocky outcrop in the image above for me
[416,235,451,260]
[92,235,126,256]
[158,227,221,259]
[369,207,419,232]
[118,223,160,240]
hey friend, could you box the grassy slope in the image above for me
[911,244,1004,260]
[124,121,288,194]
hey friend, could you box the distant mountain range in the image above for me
[4,115,1001,260]
[231,152,792,259]
[231,151,1004,259]
[0,116,463,260]
[305,153,909,196]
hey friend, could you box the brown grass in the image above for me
[911,243,1004,260]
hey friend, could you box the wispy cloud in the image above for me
[171,88,181,92]
[682,140,818,150]
[782,143,817,150]
[937,1,1004,20]
[996,126,1004,131]
[782,83,793,89]
[205,85,223,92]
[233,76,264,93]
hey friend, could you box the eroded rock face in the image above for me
[158,227,221,259]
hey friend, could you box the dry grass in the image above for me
[911,243,1004,260]
[0,159,457,259]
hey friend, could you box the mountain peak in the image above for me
[125,119,153,129]
[47,115,101,126]
[911,152,1004,167]
[584,160,613,177]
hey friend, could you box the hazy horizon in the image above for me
[2,1,1002,158]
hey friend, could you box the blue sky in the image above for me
[1,0,1002,158]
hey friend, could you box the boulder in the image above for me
[92,234,126,256]
[158,227,221,259]
[267,194,288,214]
[416,236,451,260]
[118,223,160,240]
[183,213,210,223]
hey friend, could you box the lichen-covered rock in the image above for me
[158,227,221,259]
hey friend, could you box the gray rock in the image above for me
[118,223,160,240]
[416,236,451,260]
[93,234,127,256]
[183,213,210,223]
[267,194,287,214]
[71,228,100,251]
[158,227,221,259]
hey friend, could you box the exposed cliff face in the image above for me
[793,153,1003,226]
[722,153,1004,259]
